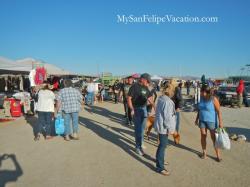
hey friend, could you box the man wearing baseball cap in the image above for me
[127,73,155,156]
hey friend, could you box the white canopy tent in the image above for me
[15,58,75,76]
[0,57,29,73]
[1,56,75,76]
[151,75,163,81]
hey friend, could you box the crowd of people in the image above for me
[31,73,250,176]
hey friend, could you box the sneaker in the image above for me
[34,134,40,141]
[136,148,145,156]
[64,135,70,141]
[129,121,134,126]
[71,133,79,140]
[159,169,170,176]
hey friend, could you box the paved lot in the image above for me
[0,101,250,187]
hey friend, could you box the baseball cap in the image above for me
[140,73,151,83]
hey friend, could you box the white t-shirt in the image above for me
[29,69,36,87]
[87,83,96,93]
[37,90,55,112]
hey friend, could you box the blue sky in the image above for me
[0,0,249,77]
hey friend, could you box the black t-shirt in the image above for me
[128,83,151,107]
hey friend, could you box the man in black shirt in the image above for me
[113,80,120,104]
[127,73,154,156]
[120,76,134,125]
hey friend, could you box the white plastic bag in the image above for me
[215,128,231,150]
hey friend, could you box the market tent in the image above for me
[15,58,76,76]
[1,57,76,76]
[0,57,29,74]
[151,75,163,81]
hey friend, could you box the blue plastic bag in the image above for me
[55,114,65,135]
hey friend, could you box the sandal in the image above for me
[216,157,222,162]
[200,153,207,159]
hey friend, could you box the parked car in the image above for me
[215,86,238,106]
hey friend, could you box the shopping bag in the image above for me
[55,114,65,135]
[215,128,231,150]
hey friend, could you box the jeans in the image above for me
[114,93,119,103]
[133,106,147,149]
[176,111,180,133]
[156,134,169,172]
[187,87,190,95]
[37,112,53,136]
[87,92,94,105]
[63,112,79,135]
[124,100,132,122]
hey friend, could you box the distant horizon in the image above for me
[0,0,249,78]
[1,55,249,79]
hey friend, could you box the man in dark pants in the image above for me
[127,73,154,156]
[113,80,120,104]
[120,76,134,125]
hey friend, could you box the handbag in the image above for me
[215,128,231,150]
[55,114,65,135]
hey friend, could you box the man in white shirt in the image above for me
[86,79,95,105]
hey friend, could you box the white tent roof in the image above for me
[0,56,29,72]
[0,57,75,76]
[16,58,75,76]
[151,75,163,80]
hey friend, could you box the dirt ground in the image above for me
[0,100,250,187]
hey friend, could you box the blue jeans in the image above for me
[37,112,53,136]
[63,112,79,135]
[176,111,180,133]
[156,134,169,172]
[87,92,94,105]
[133,106,147,149]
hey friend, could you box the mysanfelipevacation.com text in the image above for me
[117,14,219,24]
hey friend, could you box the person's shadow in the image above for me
[79,116,156,171]
[85,105,125,124]
[0,154,23,187]
[24,115,38,136]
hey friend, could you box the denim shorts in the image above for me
[199,121,216,130]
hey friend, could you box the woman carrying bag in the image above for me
[195,85,223,162]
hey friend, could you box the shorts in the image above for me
[199,121,216,130]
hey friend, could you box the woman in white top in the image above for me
[35,82,55,141]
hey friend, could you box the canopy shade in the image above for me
[0,57,76,76]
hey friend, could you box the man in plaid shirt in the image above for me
[56,79,83,141]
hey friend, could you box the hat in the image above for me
[140,73,151,83]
